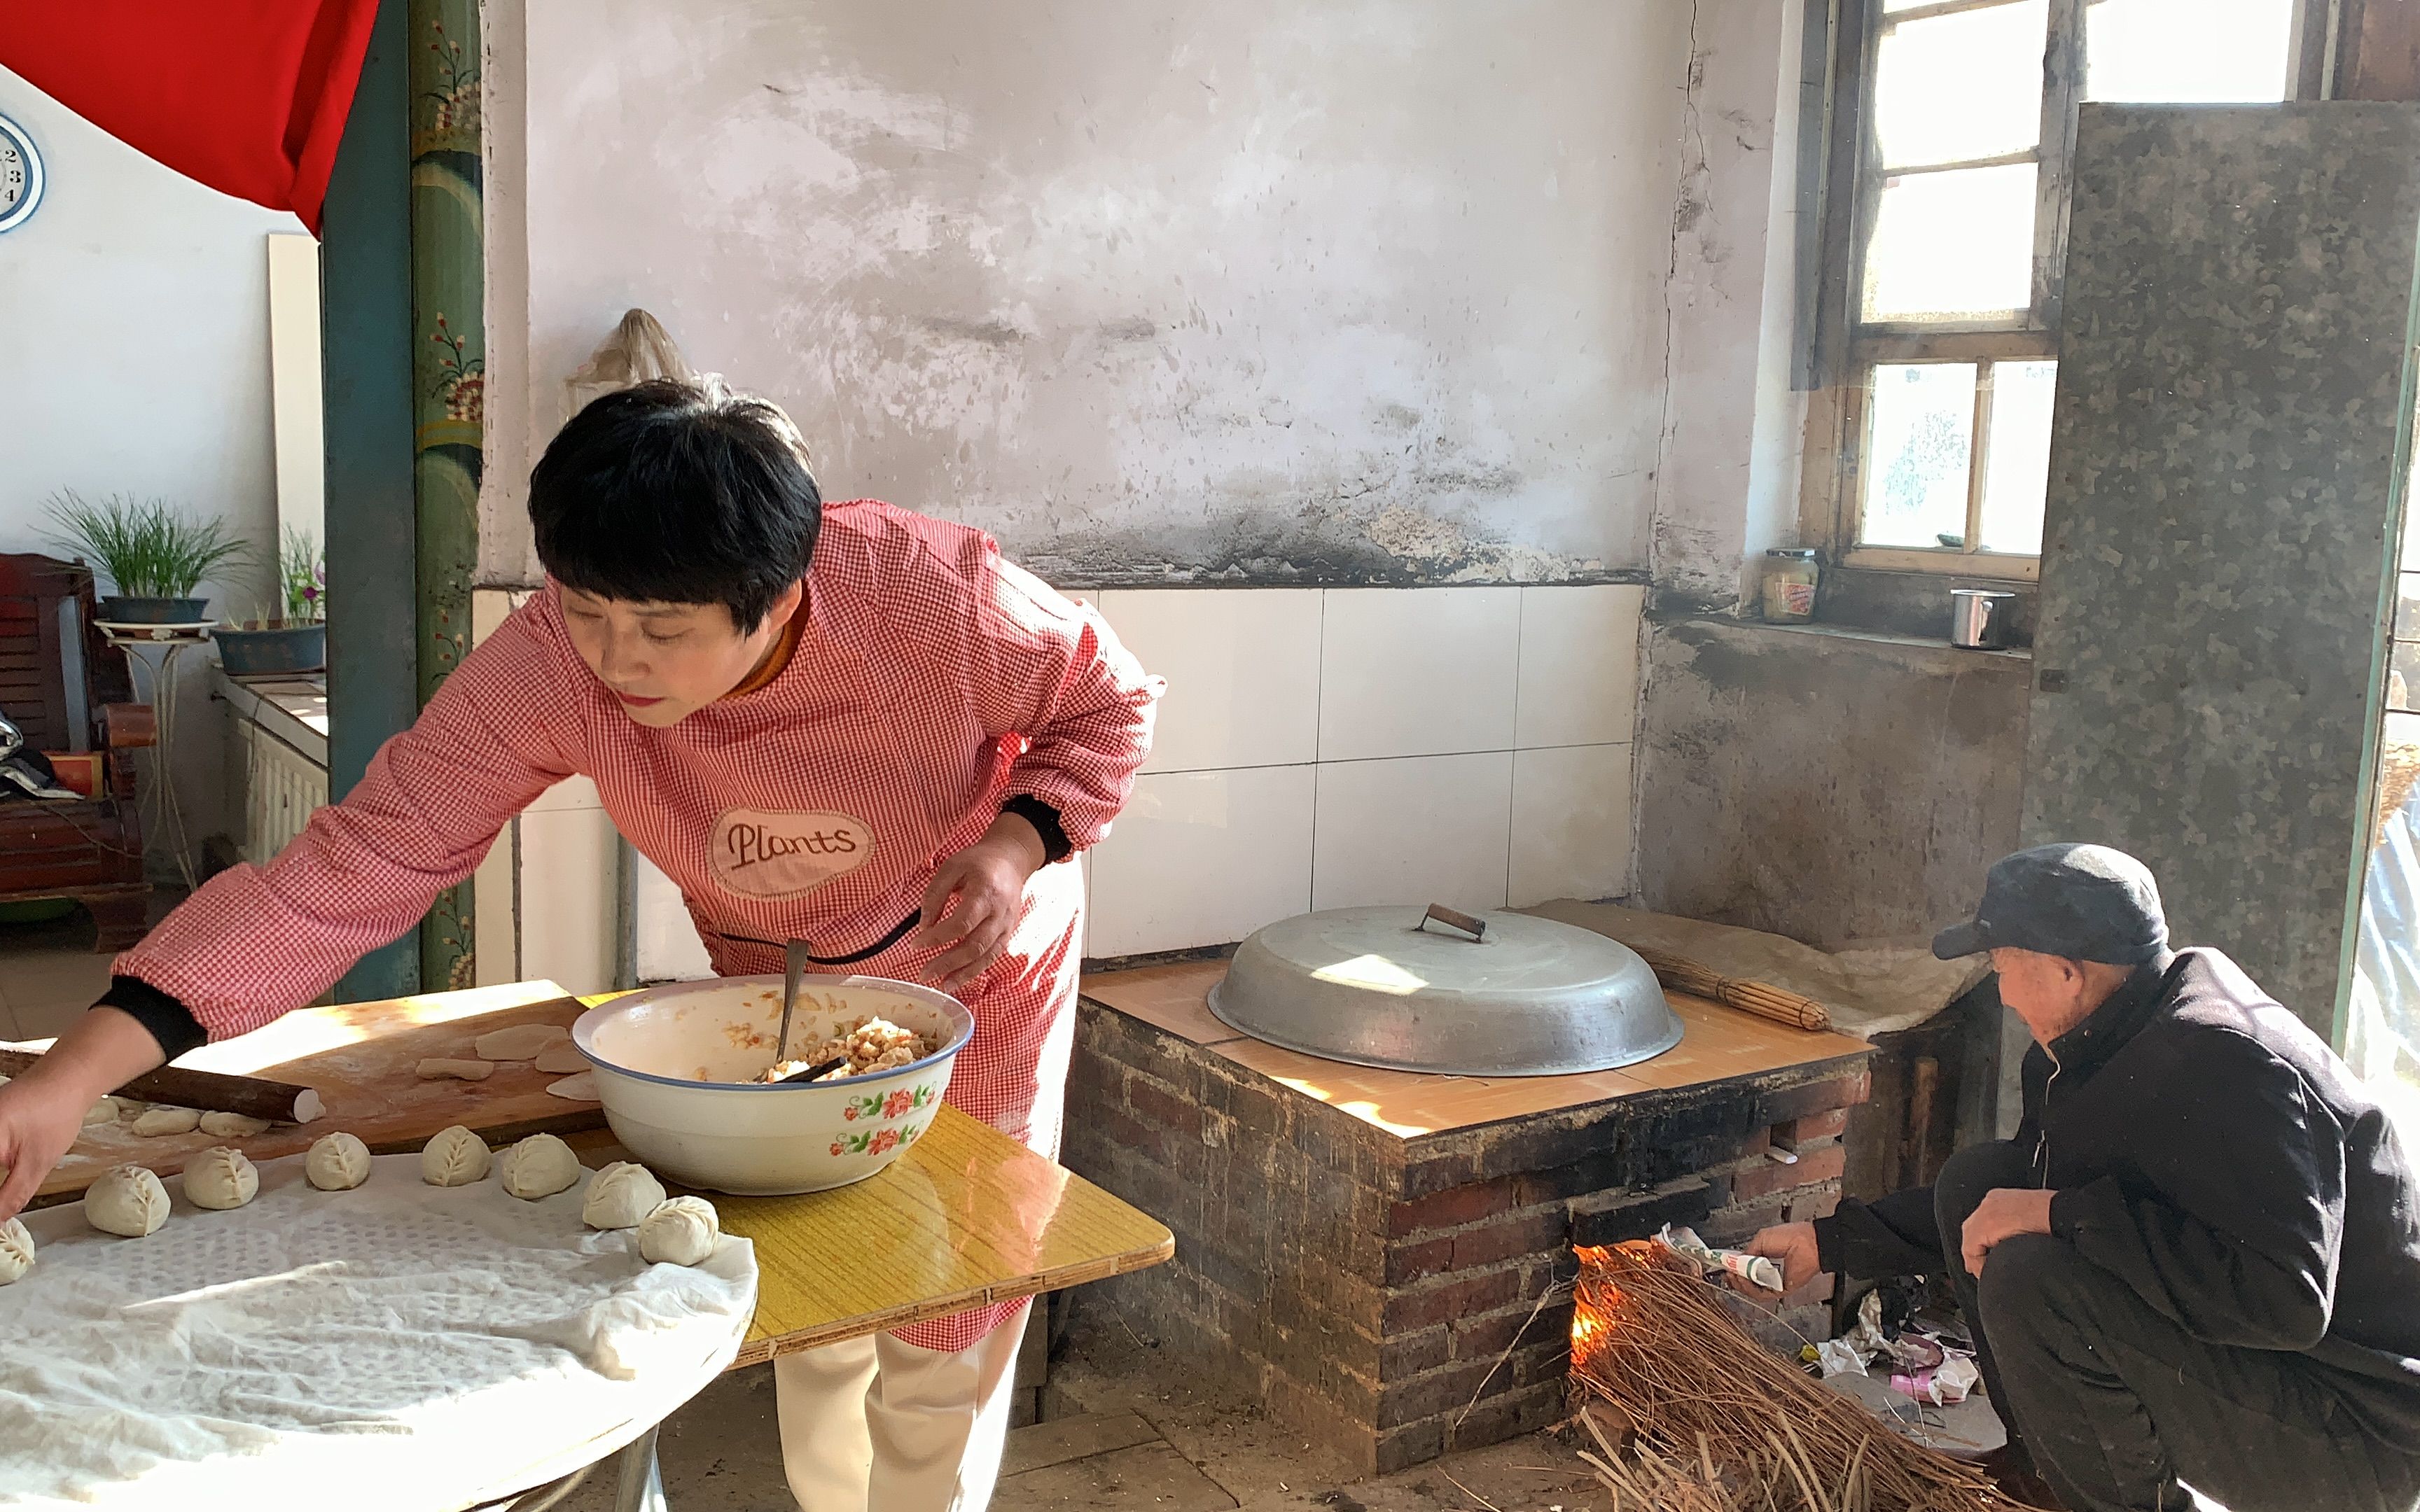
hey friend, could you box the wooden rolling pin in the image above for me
[0,1049,324,1125]
[1629,946,1833,1032]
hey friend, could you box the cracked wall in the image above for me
[484,0,1698,587]
[1649,0,1809,615]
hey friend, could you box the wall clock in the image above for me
[0,113,45,233]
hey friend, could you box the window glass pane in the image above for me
[1874,1,2048,169]
[1980,360,2057,553]
[1861,364,1978,549]
[1863,163,2038,321]
[2087,0,2295,103]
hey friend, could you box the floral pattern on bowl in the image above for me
[841,1084,938,1123]
[831,1119,929,1158]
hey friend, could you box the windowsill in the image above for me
[1665,613,2033,662]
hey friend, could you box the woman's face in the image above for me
[556,578,803,727]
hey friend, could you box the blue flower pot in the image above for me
[215,624,326,676]
[99,596,211,624]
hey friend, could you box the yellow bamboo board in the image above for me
[633,1106,1172,1364]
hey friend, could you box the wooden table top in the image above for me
[569,1106,1174,1366]
[26,977,1173,1361]
[26,981,608,1204]
[1084,958,1873,1140]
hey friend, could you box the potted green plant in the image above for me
[43,491,249,624]
[215,528,327,676]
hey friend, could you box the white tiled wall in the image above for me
[474,582,1645,983]
[471,585,621,995]
[1085,584,1644,960]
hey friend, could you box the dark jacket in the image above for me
[1815,948,2420,1434]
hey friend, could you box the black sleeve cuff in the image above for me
[95,974,207,1062]
[1811,1213,1843,1275]
[1002,795,1075,864]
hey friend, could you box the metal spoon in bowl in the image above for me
[777,1056,849,1085]
[780,938,810,1065]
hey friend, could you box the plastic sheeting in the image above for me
[2350,783,2420,1144]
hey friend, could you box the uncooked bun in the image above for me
[473,1023,572,1061]
[534,1043,586,1074]
[183,1147,260,1210]
[581,1161,666,1230]
[82,1098,123,1126]
[637,1196,719,1266]
[198,1111,272,1138]
[497,1133,580,1200]
[87,1165,171,1237]
[130,1106,200,1138]
[0,1217,32,1282]
[307,1132,373,1191]
[421,1125,492,1186]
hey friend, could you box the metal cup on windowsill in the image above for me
[1949,588,2018,649]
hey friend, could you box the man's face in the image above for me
[557,580,801,727]
[1991,946,2129,1046]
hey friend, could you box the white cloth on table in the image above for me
[0,1153,755,1510]
[776,1298,1031,1512]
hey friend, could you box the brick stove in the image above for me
[1064,959,1874,1474]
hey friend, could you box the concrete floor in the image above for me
[0,903,149,1041]
[553,1294,1608,1511]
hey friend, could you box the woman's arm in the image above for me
[115,605,582,1042]
[0,1007,173,1217]
[974,559,1162,850]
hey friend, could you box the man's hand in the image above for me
[1961,1187,2057,1276]
[1741,1220,1821,1294]
[912,813,1048,993]
[0,1005,167,1220]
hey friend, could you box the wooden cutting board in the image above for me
[23,981,612,1208]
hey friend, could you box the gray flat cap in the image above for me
[1932,844,2169,965]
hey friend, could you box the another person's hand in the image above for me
[0,1005,169,1220]
[1961,1187,2056,1276]
[1740,1220,1821,1294]
[913,813,1049,993]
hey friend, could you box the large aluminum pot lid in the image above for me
[1207,904,1682,1077]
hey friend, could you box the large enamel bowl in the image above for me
[571,974,973,1196]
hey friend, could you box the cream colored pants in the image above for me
[774,1300,1030,1512]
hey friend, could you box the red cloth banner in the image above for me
[1,0,381,233]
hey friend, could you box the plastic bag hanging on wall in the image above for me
[563,309,718,421]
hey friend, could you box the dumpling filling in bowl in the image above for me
[755,1016,937,1083]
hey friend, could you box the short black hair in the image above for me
[529,379,821,632]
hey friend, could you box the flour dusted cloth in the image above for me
[0,1154,755,1510]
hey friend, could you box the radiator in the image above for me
[233,718,328,865]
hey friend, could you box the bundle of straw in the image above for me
[1569,1242,2034,1512]
[1632,946,1834,1032]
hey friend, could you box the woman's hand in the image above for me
[912,813,1049,993]
[0,1005,167,1220]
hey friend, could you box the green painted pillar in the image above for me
[326,0,420,1004]
[410,0,482,991]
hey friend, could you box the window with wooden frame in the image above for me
[1801,0,2325,580]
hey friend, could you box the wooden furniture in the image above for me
[694,1107,1171,1366]
[0,553,153,949]
[25,980,604,1205]
[18,978,1170,1512]
[28,981,1176,1338]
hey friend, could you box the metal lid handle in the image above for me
[1416,903,1488,942]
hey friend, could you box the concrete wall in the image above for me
[483,0,1699,588]
[0,66,303,872]
[1634,620,2031,949]
[478,0,2034,960]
